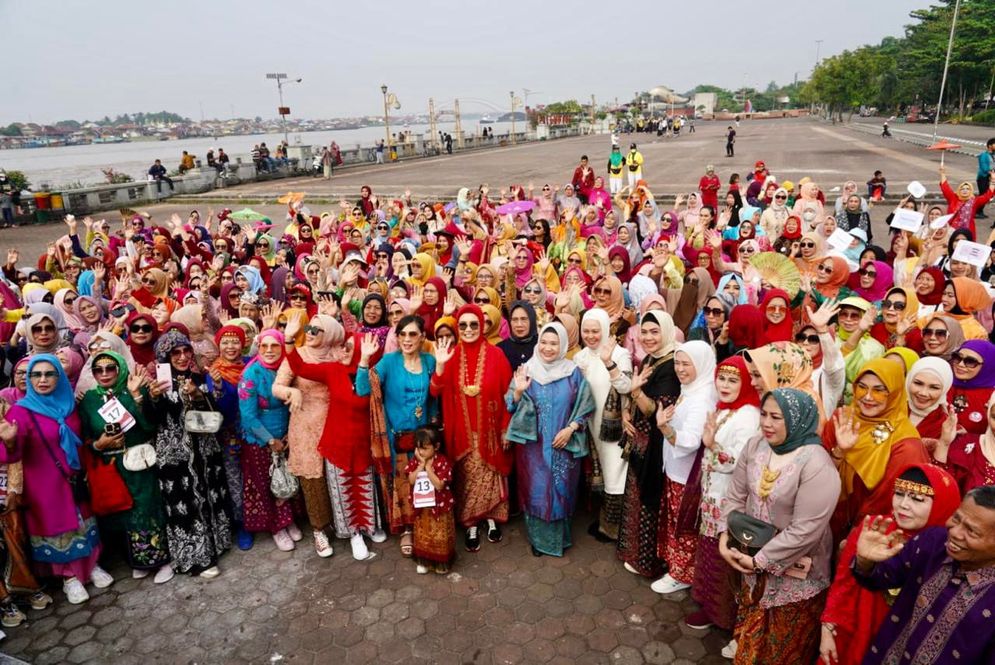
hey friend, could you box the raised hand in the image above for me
[261,301,285,330]
[598,339,616,366]
[434,336,454,366]
[512,365,531,395]
[64,214,78,235]
[702,411,718,450]
[126,370,146,397]
[283,313,303,342]
[408,284,424,312]
[855,516,905,563]
[858,306,878,332]
[806,299,839,333]
[629,364,653,394]
[360,332,380,362]
[443,291,457,316]
[316,293,339,318]
[82,216,94,230]
[92,262,106,283]
[5,248,18,266]
[656,402,676,432]
[833,408,860,451]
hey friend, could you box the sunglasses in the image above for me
[257,243,270,249]
[458,321,480,330]
[952,352,983,369]
[800,242,816,249]
[31,324,56,334]
[304,325,323,335]
[837,309,862,321]
[473,297,490,304]
[130,324,154,334]
[377,225,389,231]
[290,293,307,300]
[141,278,156,286]
[523,286,542,295]
[29,371,58,379]
[170,347,193,357]
[774,195,787,200]
[922,327,948,339]
[795,333,820,344]
[376,253,389,259]
[542,187,550,191]
[567,257,582,265]
[882,299,907,311]
[397,330,421,338]
[766,305,787,314]
[593,287,612,296]
[703,307,725,317]
[858,268,877,278]
[816,264,834,274]
[854,383,890,401]
[684,276,699,285]
[93,364,119,376]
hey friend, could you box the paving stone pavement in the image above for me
[0,511,732,664]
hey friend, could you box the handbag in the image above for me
[184,395,223,434]
[83,448,133,516]
[122,443,157,472]
[599,387,623,442]
[28,411,90,504]
[726,510,778,556]
[269,451,299,500]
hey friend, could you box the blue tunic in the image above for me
[355,351,437,460]
[238,362,289,446]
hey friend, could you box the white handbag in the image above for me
[183,409,223,434]
[122,443,157,471]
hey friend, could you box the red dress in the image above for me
[948,385,991,436]
[868,322,923,353]
[944,434,995,493]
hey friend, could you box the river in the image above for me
[0,121,519,189]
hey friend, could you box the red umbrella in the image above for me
[927,139,962,166]
[496,200,535,215]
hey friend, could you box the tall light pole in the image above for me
[266,73,301,145]
[814,40,823,68]
[381,84,391,151]
[510,91,517,145]
[933,0,962,141]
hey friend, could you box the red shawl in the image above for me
[759,288,794,343]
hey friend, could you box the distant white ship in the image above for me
[479,115,494,124]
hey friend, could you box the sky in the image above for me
[0,0,934,125]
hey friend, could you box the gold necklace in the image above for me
[758,463,781,501]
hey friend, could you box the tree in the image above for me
[545,100,584,115]
[0,123,22,137]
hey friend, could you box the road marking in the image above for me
[812,126,973,181]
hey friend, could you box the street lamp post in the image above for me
[933,0,962,142]
[381,84,391,154]
[510,91,516,145]
[266,73,301,145]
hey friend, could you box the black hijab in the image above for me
[497,301,537,372]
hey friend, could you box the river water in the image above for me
[0,121,518,189]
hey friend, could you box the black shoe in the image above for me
[464,527,481,552]
[531,545,544,557]
[486,522,502,543]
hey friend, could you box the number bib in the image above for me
[412,471,436,508]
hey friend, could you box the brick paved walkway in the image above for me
[0,511,732,664]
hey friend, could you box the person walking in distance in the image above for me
[725,126,736,158]
[976,137,995,220]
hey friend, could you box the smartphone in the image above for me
[104,422,122,436]
[155,363,173,386]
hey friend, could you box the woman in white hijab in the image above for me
[574,308,633,541]
[651,340,716,595]
[507,322,596,557]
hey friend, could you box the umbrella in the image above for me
[750,252,801,297]
[229,207,273,230]
[496,200,536,215]
[927,139,961,166]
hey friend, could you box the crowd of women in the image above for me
[0,155,993,663]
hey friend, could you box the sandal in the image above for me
[400,531,413,558]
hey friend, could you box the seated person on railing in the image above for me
[148,159,174,192]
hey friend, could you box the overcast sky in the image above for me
[1,0,933,125]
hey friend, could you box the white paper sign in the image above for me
[930,213,954,230]
[951,240,993,269]
[827,228,855,252]
[890,209,924,233]
[97,397,136,433]
[412,471,436,508]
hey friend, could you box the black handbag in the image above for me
[727,510,777,556]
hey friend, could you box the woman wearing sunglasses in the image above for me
[946,340,995,436]
[919,314,966,362]
[78,351,173,584]
[868,286,923,352]
[1,355,113,604]
[823,358,929,543]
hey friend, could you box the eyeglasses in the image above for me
[93,364,119,375]
[29,371,58,379]
[458,321,480,330]
[304,325,324,335]
[816,264,834,274]
[31,324,56,334]
[837,309,862,321]
[882,299,907,311]
[952,352,983,369]
[473,296,490,304]
[542,187,550,191]
[290,293,307,300]
[774,195,787,200]
[793,331,821,344]
[257,243,270,249]
[567,257,582,265]
[922,327,948,339]
[766,305,787,314]
[89,341,112,352]
[169,347,193,357]
[703,307,725,317]
[858,268,877,278]
[376,253,389,259]
[800,242,816,249]
[13,369,27,377]
[523,286,542,294]
[377,225,389,231]
[593,287,611,296]
[684,276,699,285]
[130,324,154,334]
[141,278,156,286]
[854,383,890,401]
[64,297,77,306]
[397,330,421,338]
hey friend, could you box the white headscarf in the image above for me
[905,357,954,420]
[524,322,576,385]
[675,340,718,399]
[641,310,677,359]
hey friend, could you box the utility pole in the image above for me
[815,40,823,68]
[510,91,517,145]
[933,0,962,141]
[454,99,464,149]
[266,73,301,146]
[381,84,391,151]
[590,94,596,130]
[428,98,440,152]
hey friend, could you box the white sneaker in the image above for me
[90,566,114,589]
[370,529,387,543]
[313,530,334,558]
[63,578,89,604]
[415,564,429,574]
[623,562,641,575]
[350,533,376,561]
[650,573,691,595]
[132,568,150,579]
[153,564,174,584]
[286,523,303,542]
[272,529,295,552]
[721,639,738,659]
[199,566,220,579]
